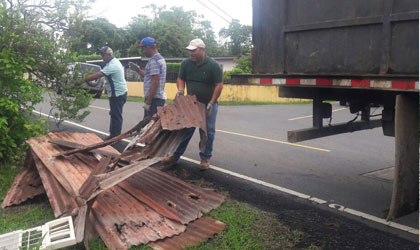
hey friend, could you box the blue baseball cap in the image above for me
[137,37,156,47]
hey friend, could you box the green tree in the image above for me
[219,19,252,56]
[0,0,93,162]
[70,18,130,57]
[223,53,252,84]
[235,53,252,72]
[127,5,222,57]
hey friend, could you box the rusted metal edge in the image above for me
[84,158,163,202]
[1,150,45,208]
[91,186,186,250]
[148,216,226,250]
[118,167,226,224]
[31,150,78,217]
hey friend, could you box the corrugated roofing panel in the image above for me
[123,95,208,162]
[32,151,78,217]
[157,95,206,132]
[118,167,225,224]
[1,152,45,208]
[149,216,226,250]
[27,132,120,197]
[91,186,186,250]
[4,118,226,249]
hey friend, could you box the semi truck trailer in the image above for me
[232,0,419,220]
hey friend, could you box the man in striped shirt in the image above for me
[129,37,167,118]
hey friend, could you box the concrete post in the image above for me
[387,94,419,220]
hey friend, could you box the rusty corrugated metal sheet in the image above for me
[157,95,207,153]
[32,151,78,217]
[149,216,226,250]
[91,186,186,250]
[3,95,225,249]
[27,132,120,197]
[122,129,189,163]
[1,151,45,208]
[122,95,208,163]
[21,132,188,248]
[157,95,206,131]
[118,167,225,224]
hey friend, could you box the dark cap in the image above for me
[98,46,113,55]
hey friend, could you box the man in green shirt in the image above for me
[163,38,223,170]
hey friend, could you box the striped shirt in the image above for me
[144,53,167,100]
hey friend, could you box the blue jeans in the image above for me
[109,92,127,138]
[173,103,218,160]
[144,98,165,118]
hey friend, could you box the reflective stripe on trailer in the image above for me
[251,78,418,90]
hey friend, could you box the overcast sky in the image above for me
[88,0,253,34]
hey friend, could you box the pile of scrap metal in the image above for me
[2,95,226,250]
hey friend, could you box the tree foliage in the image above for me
[72,5,241,58]
[127,5,216,57]
[223,53,252,84]
[219,19,252,56]
[0,0,93,162]
[70,18,130,56]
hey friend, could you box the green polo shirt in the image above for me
[178,56,223,104]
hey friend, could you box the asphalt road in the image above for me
[35,95,418,241]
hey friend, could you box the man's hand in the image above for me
[129,62,140,72]
[206,102,213,117]
[176,90,184,97]
[143,101,151,112]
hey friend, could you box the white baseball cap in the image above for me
[186,38,206,50]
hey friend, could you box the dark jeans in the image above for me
[144,98,166,118]
[109,92,127,138]
[173,103,218,160]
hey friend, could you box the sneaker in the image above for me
[162,156,178,167]
[200,158,210,171]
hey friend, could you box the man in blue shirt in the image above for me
[129,37,166,118]
[83,46,128,139]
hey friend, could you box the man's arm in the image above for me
[146,74,160,103]
[177,78,186,92]
[84,72,105,82]
[210,82,223,104]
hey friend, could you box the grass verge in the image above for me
[100,96,312,106]
[0,163,313,250]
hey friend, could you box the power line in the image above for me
[196,0,231,24]
[206,0,234,20]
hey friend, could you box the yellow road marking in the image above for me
[288,114,313,121]
[288,108,347,121]
[216,129,331,152]
[88,105,330,152]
